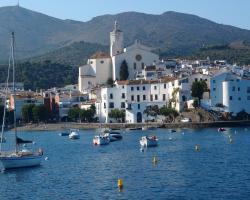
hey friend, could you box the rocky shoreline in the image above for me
[15,120,250,132]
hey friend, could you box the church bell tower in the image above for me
[110,21,124,57]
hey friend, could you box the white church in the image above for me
[79,21,159,93]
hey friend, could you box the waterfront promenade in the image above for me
[15,120,250,131]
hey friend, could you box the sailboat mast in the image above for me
[11,32,18,153]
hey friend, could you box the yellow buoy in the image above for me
[152,156,158,164]
[118,179,123,189]
[195,144,200,151]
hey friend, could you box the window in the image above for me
[90,61,93,64]
[109,93,113,99]
[213,80,216,83]
[109,102,114,108]
[163,94,166,101]
[137,86,140,91]
[104,103,106,109]
[138,104,140,110]
[154,86,157,90]
[155,95,158,100]
[131,95,134,101]
[143,95,146,101]
[213,88,216,91]
[122,93,125,99]
[100,60,104,64]
[143,86,146,90]
[150,95,153,101]
[195,78,198,82]
[141,62,145,69]
[131,87,134,91]
[229,96,233,100]
[238,97,241,101]
[238,87,240,91]
[164,84,166,89]
[122,85,124,89]
[121,102,125,108]
[232,86,235,92]
[137,95,140,102]
[248,96,250,100]
[134,63,137,70]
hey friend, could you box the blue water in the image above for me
[0,127,250,200]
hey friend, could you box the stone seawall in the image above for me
[16,120,250,131]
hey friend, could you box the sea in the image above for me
[0,127,250,200]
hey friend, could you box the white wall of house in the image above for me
[97,79,190,123]
[211,72,250,114]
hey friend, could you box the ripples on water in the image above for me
[0,127,250,200]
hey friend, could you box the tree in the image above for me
[191,81,207,101]
[159,106,179,122]
[169,87,180,108]
[22,104,35,123]
[108,109,125,122]
[107,78,114,86]
[192,98,199,109]
[119,60,129,80]
[68,107,81,122]
[144,105,159,121]
[32,105,50,123]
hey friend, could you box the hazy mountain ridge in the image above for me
[0,6,250,62]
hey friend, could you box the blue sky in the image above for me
[1,0,250,29]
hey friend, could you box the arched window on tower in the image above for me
[134,63,137,70]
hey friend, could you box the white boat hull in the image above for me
[140,137,158,147]
[93,136,110,145]
[0,155,42,169]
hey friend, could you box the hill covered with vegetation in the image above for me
[0,61,77,91]
[0,6,250,61]
[186,41,250,65]
[28,41,108,67]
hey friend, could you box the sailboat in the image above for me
[0,32,43,170]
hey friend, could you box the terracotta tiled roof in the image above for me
[90,52,111,59]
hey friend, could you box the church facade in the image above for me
[79,22,159,93]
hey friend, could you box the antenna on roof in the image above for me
[17,0,20,7]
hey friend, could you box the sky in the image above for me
[0,0,250,30]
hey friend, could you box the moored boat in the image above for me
[0,33,43,170]
[69,129,80,139]
[140,135,158,147]
[106,132,123,142]
[59,132,69,136]
[218,128,226,132]
[93,135,110,145]
[0,149,43,169]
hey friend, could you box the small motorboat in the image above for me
[140,135,158,147]
[106,132,123,142]
[93,135,110,145]
[69,129,80,139]
[170,129,176,133]
[142,126,157,131]
[59,132,69,136]
[218,128,226,132]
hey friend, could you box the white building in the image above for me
[79,52,112,92]
[210,71,250,114]
[79,21,159,93]
[97,77,190,123]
